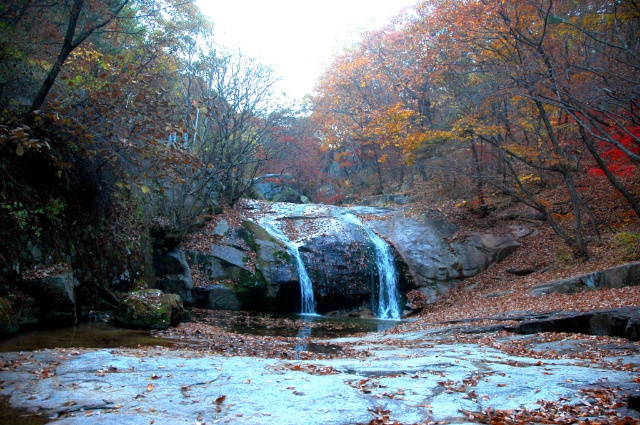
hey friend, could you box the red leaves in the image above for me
[588,125,640,179]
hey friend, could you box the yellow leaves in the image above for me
[519,173,541,185]
[505,144,541,160]
[451,116,501,140]
[141,186,150,194]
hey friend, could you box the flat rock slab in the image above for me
[1,331,638,425]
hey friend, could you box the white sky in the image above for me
[196,0,418,103]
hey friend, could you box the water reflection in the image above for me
[0,311,401,354]
[294,325,312,358]
[0,322,173,353]
[202,311,400,338]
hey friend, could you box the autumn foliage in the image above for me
[0,1,296,285]
[311,0,640,257]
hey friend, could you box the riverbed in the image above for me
[1,311,639,424]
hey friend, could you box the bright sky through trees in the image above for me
[196,0,418,102]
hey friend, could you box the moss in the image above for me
[613,231,640,261]
[115,289,183,330]
[240,219,284,250]
[234,268,269,311]
[274,249,291,265]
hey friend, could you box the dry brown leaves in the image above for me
[461,386,640,425]
[156,316,365,360]
[20,263,69,281]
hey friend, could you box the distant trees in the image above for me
[311,0,640,257]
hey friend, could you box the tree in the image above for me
[311,0,640,256]
[177,48,292,207]
[25,0,131,120]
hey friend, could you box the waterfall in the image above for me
[340,212,401,320]
[258,215,317,315]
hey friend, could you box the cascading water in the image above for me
[340,212,402,320]
[258,212,317,315]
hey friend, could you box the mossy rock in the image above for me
[114,289,184,330]
[234,268,269,311]
[0,297,19,336]
[239,219,277,251]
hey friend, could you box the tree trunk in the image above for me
[27,0,85,121]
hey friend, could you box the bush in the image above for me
[613,231,640,261]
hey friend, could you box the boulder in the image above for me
[0,297,18,336]
[298,220,380,312]
[210,244,249,269]
[253,174,304,203]
[367,210,519,302]
[154,249,195,306]
[530,262,640,296]
[254,204,409,314]
[187,219,305,312]
[20,269,77,326]
[240,220,298,290]
[195,285,240,310]
[213,219,230,236]
[513,307,640,341]
[115,289,184,330]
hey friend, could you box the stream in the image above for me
[1,312,639,425]
[0,311,401,424]
[0,311,400,353]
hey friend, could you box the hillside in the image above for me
[394,169,640,325]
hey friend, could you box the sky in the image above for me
[196,0,418,103]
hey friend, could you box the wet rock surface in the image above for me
[1,316,638,425]
[366,210,520,297]
[246,202,521,313]
[154,249,195,307]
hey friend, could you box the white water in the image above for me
[340,212,402,320]
[258,214,317,315]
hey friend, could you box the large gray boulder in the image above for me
[154,249,195,306]
[240,220,299,289]
[253,174,305,203]
[195,284,240,310]
[297,218,387,312]
[114,289,184,330]
[366,210,520,302]
[19,269,78,326]
[187,220,301,312]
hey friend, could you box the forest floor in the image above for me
[403,171,640,326]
